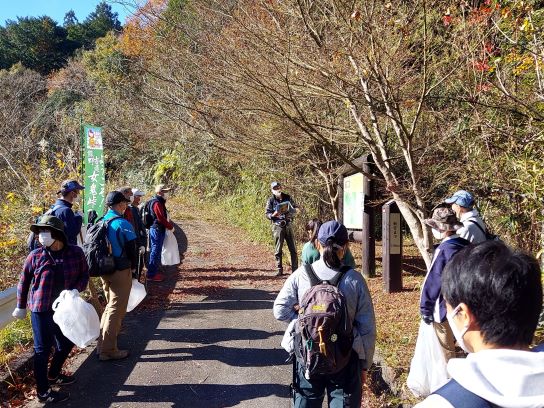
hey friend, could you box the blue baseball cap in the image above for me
[445,190,474,208]
[318,221,349,246]
[60,180,85,194]
[271,181,281,189]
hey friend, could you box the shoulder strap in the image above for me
[329,265,351,287]
[303,264,350,287]
[467,219,487,235]
[303,264,321,287]
[434,379,492,408]
[47,204,63,216]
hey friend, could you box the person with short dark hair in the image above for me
[420,207,470,361]
[52,180,85,245]
[265,181,298,276]
[274,221,376,407]
[12,216,89,403]
[416,241,544,407]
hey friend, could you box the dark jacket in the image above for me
[129,205,147,247]
[265,193,297,225]
[151,195,173,232]
[52,199,83,246]
[17,245,89,312]
[420,235,470,322]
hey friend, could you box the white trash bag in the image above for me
[161,228,180,266]
[407,320,449,398]
[52,289,100,348]
[281,319,297,353]
[127,279,146,312]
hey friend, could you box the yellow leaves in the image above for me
[6,192,16,202]
[56,158,66,170]
[519,18,533,32]
[0,239,17,250]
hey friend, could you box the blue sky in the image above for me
[0,0,135,26]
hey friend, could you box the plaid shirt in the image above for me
[17,245,89,312]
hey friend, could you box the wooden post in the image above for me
[362,154,375,278]
[382,200,403,293]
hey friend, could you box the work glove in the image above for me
[139,246,146,255]
[12,308,27,320]
[421,315,434,325]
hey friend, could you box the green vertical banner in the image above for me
[82,125,106,224]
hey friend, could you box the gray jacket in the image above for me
[458,210,487,244]
[273,258,376,369]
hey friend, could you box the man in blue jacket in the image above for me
[98,191,138,361]
[52,180,85,246]
[420,207,470,361]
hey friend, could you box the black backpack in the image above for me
[467,219,500,241]
[83,216,121,277]
[294,264,353,380]
[141,198,158,229]
[27,204,63,252]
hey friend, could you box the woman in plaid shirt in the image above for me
[12,215,89,403]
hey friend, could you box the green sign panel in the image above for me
[343,173,364,229]
[82,125,105,223]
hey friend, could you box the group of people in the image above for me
[270,186,544,407]
[12,180,175,403]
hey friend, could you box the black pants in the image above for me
[272,223,298,271]
[31,311,74,394]
[294,352,363,408]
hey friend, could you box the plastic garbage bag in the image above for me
[52,289,100,348]
[127,279,146,312]
[407,320,449,398]
[281,319,297,353]
[161,228,180,266]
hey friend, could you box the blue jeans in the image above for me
[148,226,165,277]
[31,311,74,394]
[294,352,363,408]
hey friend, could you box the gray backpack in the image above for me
[294,264,353,379]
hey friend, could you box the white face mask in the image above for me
[163,192,170,200]
[432,228,444,240]
[447,304,470,353]
[38,231,55,247]
[129,195,134,204]
[272,189,282,197]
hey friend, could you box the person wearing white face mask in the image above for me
[416,241,544,408]
[12,215,89,403]
[265,181,299,276]
[46,180,85,246]
[420,207,470,361]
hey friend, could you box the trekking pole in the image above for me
[137,252,142,282]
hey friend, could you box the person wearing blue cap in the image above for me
[265,181,299,276]
[273,220,376,408]
[49,179,85,246]
[444,190,487,244]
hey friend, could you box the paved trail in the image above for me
[27,218,292,408]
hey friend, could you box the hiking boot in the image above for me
[147,273,164,282]
[99,349,129,361]
[37,388,69,403]
[48,373,76,386]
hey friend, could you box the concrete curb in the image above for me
[370,348,416,407]
[0,348,34,401]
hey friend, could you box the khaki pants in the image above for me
[433,320,456,361]
[100,268,131,354]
